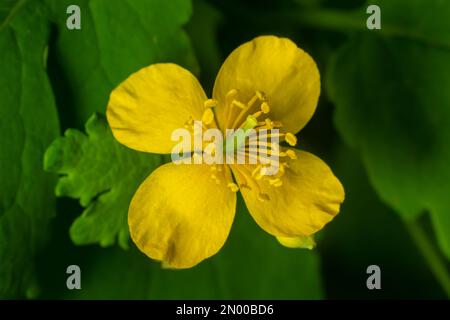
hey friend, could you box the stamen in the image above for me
[261,102,270,114]
[224,89,239,129]
[285,133,297,146]
[251,165,262,178]
[255,119,283,130]
[285,149,297,159]
[231,91,266,129]
[251,131,284,140]
[202,108,214,125]
[217,88,299,197]
[226,89,238,102]
[237,150,277,164]
[247,95,259,109]
[272,121,283,127]
[232,100,246,109]
[204,99,217,109]
[233,165,269,199]
[255,90,266,100]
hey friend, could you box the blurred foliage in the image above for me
[44,114,162,249]
[328,0,450,260]
[0,0,449,299]
[45,0,198,127]
[0,0,59,298]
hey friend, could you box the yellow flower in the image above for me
[107,36,345,268]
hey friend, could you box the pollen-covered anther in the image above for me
[255,90,266,101]
[285,133,297,146]
[281,149,297,160]
[227,182,239,192]
[204,99,217,109]
[202,108,215,125]
[261,102,270,114]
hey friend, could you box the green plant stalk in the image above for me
[405,219,450,298]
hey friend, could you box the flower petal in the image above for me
[107,63,207,154]
[213,36,320,133]
[277,235,316,249]
[129,163,236,268]
[232,149,344,237]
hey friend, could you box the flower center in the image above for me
[186,89,298,201]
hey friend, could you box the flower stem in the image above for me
[404,219,450,298]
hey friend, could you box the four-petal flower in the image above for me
[107,36,345,268]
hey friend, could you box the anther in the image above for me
[285,133,297,146]
[261,102,270,114]
[265,118,273,129]
[285,149,297,159]
[226,89,238,102]
[202,108,214,125]
[204,99,217,109]
[255,90,266,100]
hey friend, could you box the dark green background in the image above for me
[1,0,449,299]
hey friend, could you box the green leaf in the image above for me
[0,1,59,297]
[45,0,198,126]
[44,114,162,248]
[327,0,450,258]
[0,0,26,28]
